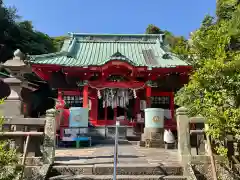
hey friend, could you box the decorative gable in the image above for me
[109,51,136,66]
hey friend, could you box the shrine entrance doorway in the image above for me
[96,88,139,126]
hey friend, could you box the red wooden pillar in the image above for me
[83,85,89,108]
[89,89,98,125]
[89,97,98,125]
[146,86,151,108]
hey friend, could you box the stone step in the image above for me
[49,175,188,180]
[50,163,183,176]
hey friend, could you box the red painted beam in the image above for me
[32,67,50,80]
[32,64,62,71]
[88,81,146,89]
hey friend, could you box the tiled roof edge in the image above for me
[69,33,164,37]
[170,53,190,65]
[28,51,68,61]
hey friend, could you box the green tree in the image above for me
[169,36,189,60]
[0,3,56,63]
[0,1,19,62]
[52,36,68,51]
[0,99,20,180]
[145,24,190,61]
[216,0,239,20]
[145,24,163,34]
[19,21,33,31]
[175,2,240,156]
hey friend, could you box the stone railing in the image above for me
[1,108,56,180]
[176,107,207,162]
[176,107,240,180]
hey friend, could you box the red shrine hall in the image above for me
[27,33,191,132]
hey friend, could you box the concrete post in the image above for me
[42,109,56,164]
[176,107,191,162]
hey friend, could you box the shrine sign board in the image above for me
[69,107,89,128]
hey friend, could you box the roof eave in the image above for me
[28,51,68,61]
[69,33,164,37]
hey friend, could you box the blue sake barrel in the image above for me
[144,108,164,128]
[69,107,89,128]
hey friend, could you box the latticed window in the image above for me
[151,96,170,105]
[63,95,83,107]
[151,96,171,119]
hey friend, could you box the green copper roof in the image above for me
[28,33,188,68]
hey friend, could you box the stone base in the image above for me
[165,143,176,149]
[138,141,145,147]
[140,128,164,148]
[141,128,164,141]
[145,139,164,148]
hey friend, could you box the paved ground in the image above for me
[55,144,180,166]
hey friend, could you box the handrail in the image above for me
[20,134,30,180]
[205,124,218,180]
[232,155,240,164]
[113,121,119,180]
[3,117,46,125]
[0,132,44,136]
[189,122,218,180]
[190,129,205,134]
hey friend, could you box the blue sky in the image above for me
[4,0,216,38]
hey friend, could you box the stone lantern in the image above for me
[1,49,32,77]
[0,49,32,117]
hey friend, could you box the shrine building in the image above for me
[3,33,192,132]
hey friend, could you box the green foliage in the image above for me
[145,24,190,61]
[18,21,33,31]
[52,36,68,51]
[145,24,163,34]
[168,35,189,60]
[216,0,239,20]
[0,99,20,180]
[0,3,56,62]
[175,2,240,156]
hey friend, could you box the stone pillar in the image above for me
[0,78,22,117]
[3,78,22,97]
[42,109,56,164]
[176,107,191,162]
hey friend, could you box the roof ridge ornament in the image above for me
[109,51,137,66]
[111,51,124,58]
[68,32,74,38]
[162,53,171,59]
[159,34,165,43]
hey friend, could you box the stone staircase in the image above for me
[51,143,190,179]
[48,163,188,180]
